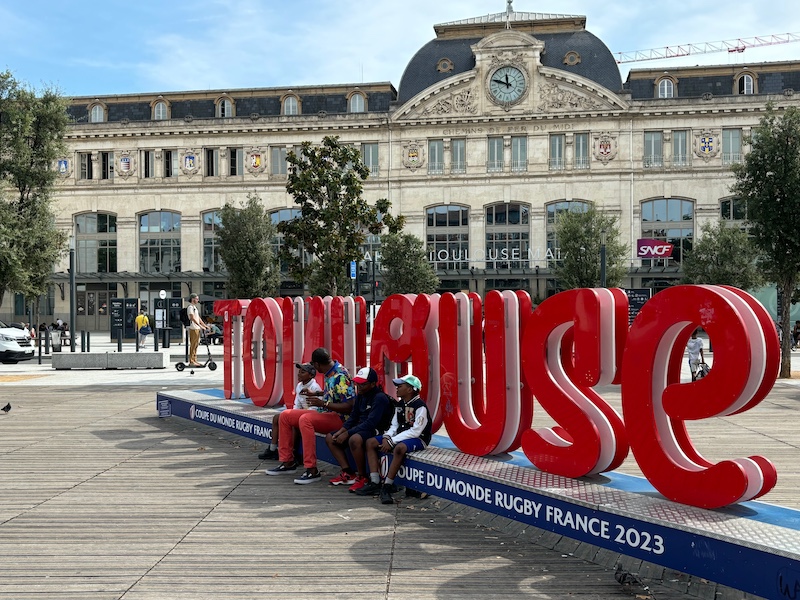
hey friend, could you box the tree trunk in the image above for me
[779,278,796,378]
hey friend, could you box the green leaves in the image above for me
[380,233,439,296]
[681,222,763,289]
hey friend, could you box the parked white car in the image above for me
[0,319,35,364]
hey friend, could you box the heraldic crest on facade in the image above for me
[117,150,137,179]
[402,141,425,171]
[421,87,479,116]
[593,132,618,164]
[56,158,72,178]
[245,147,266,176]
[694,130,719,162]
[180,149,201,178]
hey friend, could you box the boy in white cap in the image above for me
[357,374,431,504]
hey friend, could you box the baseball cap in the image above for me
[295,362,317,376]
[392,374,422,391]
[353,367,378,384]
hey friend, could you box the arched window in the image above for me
[153,100,168,120]
[657,78,674,98]
[216,97,234,117]
[90,104,105,123]
[75,213,117,273]
[283,96,299,115]
[202,211,224,273]
[271,208,304,273]
[425,205,469,270]
[349,93,366,113]
[640,198,694,266]
[139,210,181,273]
[737,73,755,95]
[546,201,589,264]
[485,203,530,268]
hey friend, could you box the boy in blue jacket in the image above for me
[326,367,393,492]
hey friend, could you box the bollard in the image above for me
[44,329,51,355]
[80,330,86,352]
[154,329,159,352]
[116,328,122,353]
[185,329,189,363]
[86,331,90,353]
[37,331,43,365]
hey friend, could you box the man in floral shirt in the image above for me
[266,347,354,484]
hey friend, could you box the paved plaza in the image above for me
[1,336,797,599]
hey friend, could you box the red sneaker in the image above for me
[348,475,369,493]
[329,471,357,486]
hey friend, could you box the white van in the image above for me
[0,319,35,364]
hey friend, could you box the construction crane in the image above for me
[615,32,800,64]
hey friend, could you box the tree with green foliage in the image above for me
[552,206,627,289]
[278,136,404,297]
[0,71,69,308]
[380,232,439,296]
[731,104,800,378]
[681,221,764,290]
[216,193,280,299]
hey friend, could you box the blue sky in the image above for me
[1,1,799,98]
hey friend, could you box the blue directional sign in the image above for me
[350,260,357,279]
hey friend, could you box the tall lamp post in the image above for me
[69,235,77,352]
[599,229,607,288]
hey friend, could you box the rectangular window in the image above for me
[271,146,288,175]
[511,136,527,172]
[549,135,565,170]
[164,150,178,178]
[229,148,243,176]
[672,130,689,167]
[574,133,590,169]
[362,143,379,176]
[722,129,742,165]
[205,149,219,177]
[487,137,504,172]
[142,150,155,178]
[79,153,93,180]
[428,140,444,175]
[643,131,663,168]
[451,138,466,174]
[100,151,114,180]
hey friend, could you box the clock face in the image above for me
[489,66,527,104]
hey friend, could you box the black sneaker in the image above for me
[265,462,297,476]
[355,481,382,496]
[380,484,395,505]
[258,448,279,460]
[294,469,321,485]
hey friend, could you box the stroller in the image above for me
[175,332,217,373]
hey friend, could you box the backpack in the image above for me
[179,307,191,327]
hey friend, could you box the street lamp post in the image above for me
[69,235,77,352]
[600,229,607,288]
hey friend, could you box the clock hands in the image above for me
[492,78,511,88]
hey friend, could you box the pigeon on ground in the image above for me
[1,403,10,413]
[614,563,652,597]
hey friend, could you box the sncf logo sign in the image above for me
[637,239,675,258]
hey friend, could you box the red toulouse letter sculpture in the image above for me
[621,285,779,508]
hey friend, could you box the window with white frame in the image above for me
[485,203,530,268]
[153,101,168,120]
[672,130,689,167]
[283,96,299,115]
[511,136,527,172]
[271,146,288,175]
[90,105,105,123]
[205,148,219,176]
[79,153,93,180]
[229,148,243,176]
[644,131,663,168]
[451,138,466,174]
[722,129,742,164]
[141,150,155,178]
[737,73,754,95]
[164,150,178,178]
[658,78,674,98]
[426,205,469,270]
[217,98,233,117]
[349,93,365,113]
[361,143,379,176]
[75,213,117,273]
[487,137,504,172]
[574,133,590,169]
[549,134,565,170]
[428,140,444,175]
[100,151,113,179]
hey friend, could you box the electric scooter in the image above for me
[175,333,217,374]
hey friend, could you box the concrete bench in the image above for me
[53,352,171,370]
[155,389,800,600]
